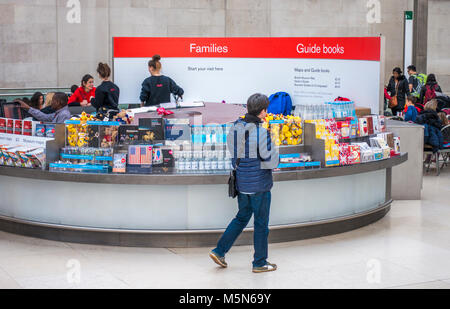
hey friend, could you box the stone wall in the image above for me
[428,0,450,92]
[0,0,419,88]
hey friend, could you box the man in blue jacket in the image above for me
[210,93,280,273]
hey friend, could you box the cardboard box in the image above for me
[6,119,14,134]
[138,129,156,144]
[378,115,386,133]
[35,124,46,137]
[355,106,372,118]
[0,118,6,133]
[126,145,152,174]
[152,148,175,174]
[165,118,190,141]
[139,118,165,141]
[23,120,32,136]
[394,137,401,154]
[14,120,23,135]
[348,145,361,165]
[118,125,139,144]
[45,124,56,138]
[372,115,380,133]
[366,116,374,135]
[359,118,368,137]
[112,153,127,173]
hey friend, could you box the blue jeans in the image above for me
[213,191,271,268]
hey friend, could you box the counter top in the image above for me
[0,153,407,185]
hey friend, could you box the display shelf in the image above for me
[338,133,379,144]
[0,125,65,169]
[0,153,407,185]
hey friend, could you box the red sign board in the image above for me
[114,37,381,61]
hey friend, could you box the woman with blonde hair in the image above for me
[424,99,438,112]
[40,92,56,114]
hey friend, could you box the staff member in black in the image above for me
[91,62,120,112]
[140,54,184,107]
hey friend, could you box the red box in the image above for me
[23,120,33,136]
[337,120,350,139]
[348,145,361,165]
[14,120,23,135]
[339,143,350,166]
[379,115,386,133]
[6,119,14,134]
[0,118,6,133]
[359,117,368,137]
[366,116,374,135]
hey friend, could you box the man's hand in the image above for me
[14,99,30,111]
[81,100,89,107]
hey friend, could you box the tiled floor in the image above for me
[0,168,449,289]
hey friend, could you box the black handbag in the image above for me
[228,159,241,199]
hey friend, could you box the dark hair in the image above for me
[97,62,111,79]
[407,65,416,72]
[22,97,31,104]
[81,74,94,88]
[30,92,43,109]
[247,93,270,116]
[426,74,437,85]
[393,67,403,75]
[70,85,78,93]
[406,95,417,104]
[148,54,162,71]
[53,92,68,108]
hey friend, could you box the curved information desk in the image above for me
[0,154,407,247]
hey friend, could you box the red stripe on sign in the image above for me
[113,37,381,61]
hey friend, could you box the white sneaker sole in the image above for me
[252,266,277,273]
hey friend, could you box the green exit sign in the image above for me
[405,11,413,20]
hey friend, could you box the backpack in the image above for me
[424,84,437,103]
[268,92,293,116]
[411,73,427,98]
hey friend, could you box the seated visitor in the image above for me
[16,92,71,124]
[40,92,56,114]
[404,96,419,122]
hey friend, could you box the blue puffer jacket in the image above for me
[227,114,279,194]
[423,123,444,153]
[415,110,444,153]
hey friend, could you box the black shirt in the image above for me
[91,81,120,110]
[140,75,184,106]
[387,75,409,111]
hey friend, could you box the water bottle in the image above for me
[174,151,180,172]
[210,150,218,173]
[217,150,225,172]
[184,151,192,174]
[191,151,199,173]
[178,151,186,174]
[204,151,211,174]
[205,125,213,145]
[198,150,205,173]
